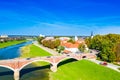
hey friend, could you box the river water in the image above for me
[0,41,50,80]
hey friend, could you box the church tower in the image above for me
[91,31,93,39]
[75,36,78,41]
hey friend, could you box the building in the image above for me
[39,34,45,37]
[0,35,8,38]
[61,38,85,53]
[44,37,54,40]
[91,31,94,39]
[59,37,70,41]
[74,36,78,41]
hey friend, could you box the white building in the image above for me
[39,34,45,37]
[0,35,8,38]
[75,36,78,41]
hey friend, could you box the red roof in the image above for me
[61,41,80,48]
[63,50,71,54]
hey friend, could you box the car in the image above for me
[100,61,107,66]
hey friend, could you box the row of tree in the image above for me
[38,36,61,49]
[0,37,26,43]
[85,34,120,62]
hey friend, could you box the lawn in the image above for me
[20,44,120,80]
[21,44,52,58]
[49,59,120,80]
[0,40,27,48]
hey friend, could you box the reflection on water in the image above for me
[0,64,50,80]
[0,41,32,60]
[0,41,50,80]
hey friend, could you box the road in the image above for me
[32,41,59,56]
[89,59,120,72]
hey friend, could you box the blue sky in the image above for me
[0,0,120,36]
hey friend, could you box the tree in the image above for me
[54,39,61,48]
[78,44,86,52]
[41,39,60,49]
[85,34,120,62]
[114,43,120,62]
[67,39,75,44]
[38,37,44,44]
[57,46,65,53]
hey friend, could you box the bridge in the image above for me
[0,53,96,80]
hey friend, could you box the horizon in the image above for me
[0,0,120,36]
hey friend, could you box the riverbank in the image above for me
[21,44,120,80]
[21,44,52,58]
[0,40,27,48]
[20,44,52,80]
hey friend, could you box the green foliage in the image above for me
[0,40,27,48]
[54,39,61,48]
[85,34,120,62]
[78,43,85,52]
[56,46,65,53]
[67,38,75,44]
[118,68,120,70]
[114,43,120,62]
[38,37,44,44]
[42,39,60,49]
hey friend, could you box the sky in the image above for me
[0,0,120,36]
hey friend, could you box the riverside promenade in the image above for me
[33,41,120,73]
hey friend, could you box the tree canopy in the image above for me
[85,34,120,62]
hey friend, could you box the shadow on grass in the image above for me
[0,58,78,77]
[58,58,78,67]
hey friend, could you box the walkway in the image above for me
[33,41,59,56]
[89,59,120,72]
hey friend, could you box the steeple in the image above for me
[75,36,78,41]
[91,31,93,39]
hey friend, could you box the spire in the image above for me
[75,36,78,41]
[91,31,93,39]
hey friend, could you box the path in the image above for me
[33,41,59,56]
[89,59,120,72]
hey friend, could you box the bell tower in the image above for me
[91,31,93,39]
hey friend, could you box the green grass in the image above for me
[21,44,52,58]
[21,44,120,80]
[49,59,120,80]
[0,40,27,48]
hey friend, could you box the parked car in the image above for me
[100,61,107,66]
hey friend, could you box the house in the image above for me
[59,37,70,41]
[0,35,8,38]
[39,34,45,37]
[61,38,85,53]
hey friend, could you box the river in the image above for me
[0,41,50,80]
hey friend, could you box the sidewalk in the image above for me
[89,59,120,72]
[32,41,59,56]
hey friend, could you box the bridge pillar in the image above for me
[14,69,20,80]
[50,63,57,72]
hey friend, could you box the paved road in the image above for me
[33,41,120,72]
[33,41,59,56]
[89,59,120,72]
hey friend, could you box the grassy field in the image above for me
[50,59,120,80]
[0,40,27,48]
[21,44,52,58]
[21,44,120,80]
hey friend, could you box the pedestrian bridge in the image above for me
[0,53,96,80]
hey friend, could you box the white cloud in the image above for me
[95,26,120,35]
